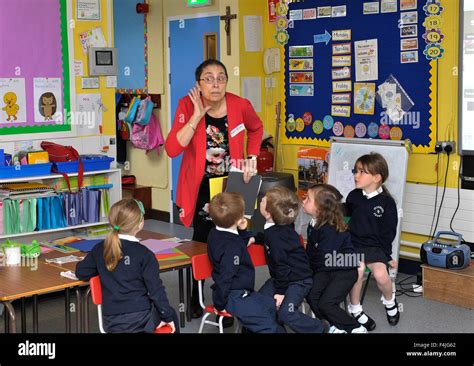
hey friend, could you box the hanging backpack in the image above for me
[131,112,164,154]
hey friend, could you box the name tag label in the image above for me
[230,123,245,138]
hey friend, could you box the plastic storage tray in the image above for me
[0,163,53,179]
[53,156,114,173]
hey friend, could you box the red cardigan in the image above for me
[165,92,263,227]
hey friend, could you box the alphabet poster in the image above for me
[0,78,27,124]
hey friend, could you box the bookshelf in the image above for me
[0,169,121,240]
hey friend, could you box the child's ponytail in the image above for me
[103,199,144,272]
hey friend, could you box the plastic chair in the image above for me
[191,254,239,333]
[89,276,173,334]
[247,244,267,267]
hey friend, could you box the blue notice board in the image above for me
[283,0,440,152]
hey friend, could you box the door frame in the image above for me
[166,12,220,222]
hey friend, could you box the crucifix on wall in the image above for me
[220,6,237,56]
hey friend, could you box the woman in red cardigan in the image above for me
[165,59,263,318]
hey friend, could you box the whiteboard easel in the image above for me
[328,137,411,278]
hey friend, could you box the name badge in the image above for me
[230,123,245,138]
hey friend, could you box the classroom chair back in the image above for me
[191,254,239,333]
[89,276,172,334]
[247,244,267,267]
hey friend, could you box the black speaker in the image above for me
[461,155,474,190]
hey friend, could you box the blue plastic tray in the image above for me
[0,163,53,179]
[53,156,114,173]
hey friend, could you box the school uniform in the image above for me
[207,227,284,333]
[258,223,326,333]
[305,222,361,332]
[345,188,398,265]
[76,234,179,333]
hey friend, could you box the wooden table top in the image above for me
[0,260,84,301]
[0,231,207,302]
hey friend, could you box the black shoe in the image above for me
[191,305,203,319]
[352,311,376,331]
[217,315,234,328]
[386,301,400,326]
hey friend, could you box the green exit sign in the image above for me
[188,0,212,7]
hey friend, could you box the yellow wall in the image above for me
[72,0,116,136]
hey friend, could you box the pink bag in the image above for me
[131,112,164,154]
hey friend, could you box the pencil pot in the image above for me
[2,241,21,266]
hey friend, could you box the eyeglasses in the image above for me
[199,76,227,84]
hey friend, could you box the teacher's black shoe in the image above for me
[191,305,203,319]
[217,315,234,328]
[385,300,400,326]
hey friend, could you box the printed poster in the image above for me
[33,78,63,123]
[355,39,378,82]
[354,83,376,115]
[297,147,330,198]
[0,78,27,124]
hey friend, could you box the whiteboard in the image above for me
[328,138,410,272]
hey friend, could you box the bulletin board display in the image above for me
[281,0,440,153]
[114,0,149,94]
[0,0,73,137]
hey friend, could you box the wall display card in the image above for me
[400,24,418,38]
[77,0,101,21]
[332,93,351,104]
[289,9,303,21]
[242,77,262,112]
[400,11,418,25]
[332,67,351,80]
[303,8,317,20]
[332,6,347,18]
[289,58,314,71]
[290,72,314,83]
[79,27,106,54]
[400,0,417,11]
[290,84,314,96]
[401,50,419,63]
[0,78,27,124]
[333,81,352,92]
[355,39,379,82]
[244,16,263,52]
[81,77,100,89]
[74,60,84,77]
[331,105,351,117]
[76,93,103,134]
[363,2,380,15]
[33,78,63,123]
[332,55,352,67]
[401,38,418,51]
[289,45,313,57]
[354,83,376,115]
[317,7,332,18]
[332,30,352,41]
[381,0,397,13]
[333,43,351,55]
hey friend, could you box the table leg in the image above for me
[84,287,91,333]
[75,287,82,333]
[32,295,38,333]
[65,288,71,333]
[21,298,26,333]
[178,269,185,328]
[4,302,16,333]
[3,303,9,333]
[186,267,192,323]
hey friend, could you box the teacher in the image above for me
[165,59,263,317]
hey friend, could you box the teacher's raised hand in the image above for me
[188,85,212,121]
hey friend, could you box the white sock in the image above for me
[381,294,398,316]
[351,325,368,334]
[348,303,363,314]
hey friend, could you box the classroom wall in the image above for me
[263,0,462,258]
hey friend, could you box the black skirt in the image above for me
[354,245,390,266]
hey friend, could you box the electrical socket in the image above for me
[435,141,456,154]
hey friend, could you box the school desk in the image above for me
[0,259,84,334]
[41,231,208,330]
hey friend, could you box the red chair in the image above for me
[247,244,267,267]
[191,254,239,333]
[89,276,173,334]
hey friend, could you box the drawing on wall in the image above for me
[0,78,27,124]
